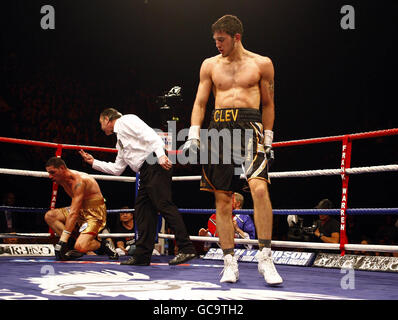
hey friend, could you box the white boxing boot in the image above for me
[257,248,283,286]
[220,254,239,283]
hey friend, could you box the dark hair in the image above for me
[45,157,67,168]
[100,108,122,121]
[314,199,333,209]
[211,15,243,38]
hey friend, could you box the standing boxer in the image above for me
[183,15,282,285]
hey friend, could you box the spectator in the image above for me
[198,193,256,251]
[346,215,370,255]
[1,192,16,233]
[113,207,136,256]
[346,215,363,244]
[313,199,340,244]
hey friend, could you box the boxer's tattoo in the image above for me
[74,182,82,191]
[269,80,274,93]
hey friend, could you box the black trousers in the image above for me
[133,161,195,261]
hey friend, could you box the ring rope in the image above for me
[2,206,398,215]
[1,164,397,183]
[0,137,118,153]
[272,128,398,147]
[1,232,396,253]
[0,168,136,182]
[2,128,398,150]
[180,208,398,215]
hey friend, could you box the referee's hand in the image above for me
[158,155,172,170]
[79,149,94,165]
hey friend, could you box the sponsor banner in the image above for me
[0,244,54,256]
[203,248,315,267]
[272,251,315,266]
[313,253,398,272]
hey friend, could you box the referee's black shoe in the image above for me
[168,253,196,265]
[120,256,150,266]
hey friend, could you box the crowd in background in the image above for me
[0,58,162,168]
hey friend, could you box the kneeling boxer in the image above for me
[44,157,118,261]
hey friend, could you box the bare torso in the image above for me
[191,42,274,131]
[61,170,103,201]
[208,51,269,109]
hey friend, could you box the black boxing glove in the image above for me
[55,240,69,261]
[55,230,71,261]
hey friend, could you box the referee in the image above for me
[79,108,196,265]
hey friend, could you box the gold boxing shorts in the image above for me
[56,197,107,236]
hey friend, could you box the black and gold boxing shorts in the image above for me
[200,108,270,194]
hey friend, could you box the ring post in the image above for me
[339,136,352,256]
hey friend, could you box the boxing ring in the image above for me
[0,129,398,300]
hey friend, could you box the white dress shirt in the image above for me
[92,114,165,174]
